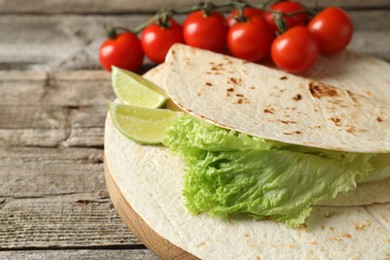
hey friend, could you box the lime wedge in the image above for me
[109,102,182,144]
[111,66,168,108]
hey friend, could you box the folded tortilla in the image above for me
[164,44,389,153]
[105,62,390,259]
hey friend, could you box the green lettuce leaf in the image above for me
[163,115,389,227]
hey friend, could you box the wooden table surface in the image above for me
[1,1,389,259]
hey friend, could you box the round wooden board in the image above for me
[104,157,198,260]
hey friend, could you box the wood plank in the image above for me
[0,0,388,14]
[0,10,389,70]
[0,249,159,260]
[0,71,112,106]
[0,147,104,197]
[0,105,108,147]
[0,70,112,147]
[0,147,146,249]
[0,194,141,248]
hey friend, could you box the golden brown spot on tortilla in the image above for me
[263,108,275,114]
[236,93,244,97]
[205,82,213,87]
[283,131,302,135]
[366,90,373,97]
[250,86,255,90]
[292,94,302,101]
[377,117,383,122]
[226,88,235,97]
[345,126,355,133]
[255,256,261,260]
[386,239,390,243]
[320,225,325,230]
[279,76,288,80]
[309,81,338,99]
[329,226,335,231]
[243,233,250,237]
[346,90,359,105]
[279,89,286,93]
[210,62,225,72]
[228,77,241,85]
[278,119,296,124]
[330,117,342,126]
[197,92,201,96]
[310,241,318,246]
[235,97,249,104]
[341,233,352,239]
[354,222,370,231]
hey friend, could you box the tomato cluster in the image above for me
[99,1,353,74]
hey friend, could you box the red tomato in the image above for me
[227,7,264,27]
[183,11,228,52]
[227,17,275,62]
[271,26,319,73]
[141,19,184,64]
[264,1,309,32]
[308,7,353,55]
[99,32,144,72]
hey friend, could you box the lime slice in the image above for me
[111,66,168,108]
[109,102,182,144]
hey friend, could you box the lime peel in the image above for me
[111,66,168,108]
[109,102,182,144]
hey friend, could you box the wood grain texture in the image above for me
[104,157,198,260]
[0,147,146,249]
[0,0,388,14]
[0,249,159,260]
[0,70,112,147]
[0,10,389,70]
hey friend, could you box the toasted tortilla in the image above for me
[304,50,390,104]
[105,63,390,258]
[164,44,390,153]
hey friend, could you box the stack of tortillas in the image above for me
[105,44,390,259]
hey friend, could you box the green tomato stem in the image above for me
[104,0,318,37]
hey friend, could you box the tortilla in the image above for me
[164,44,390,153]
[304,50,390,104]
[105,63,390,258]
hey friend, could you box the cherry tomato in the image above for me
[227,17,275,62]
[141,19,184,64]
[183,10,228,52]
[308,7,353,56]
[99,32,144,72]
[264,1,309,32]
[271,26,319,73]
[227,7,264,27]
